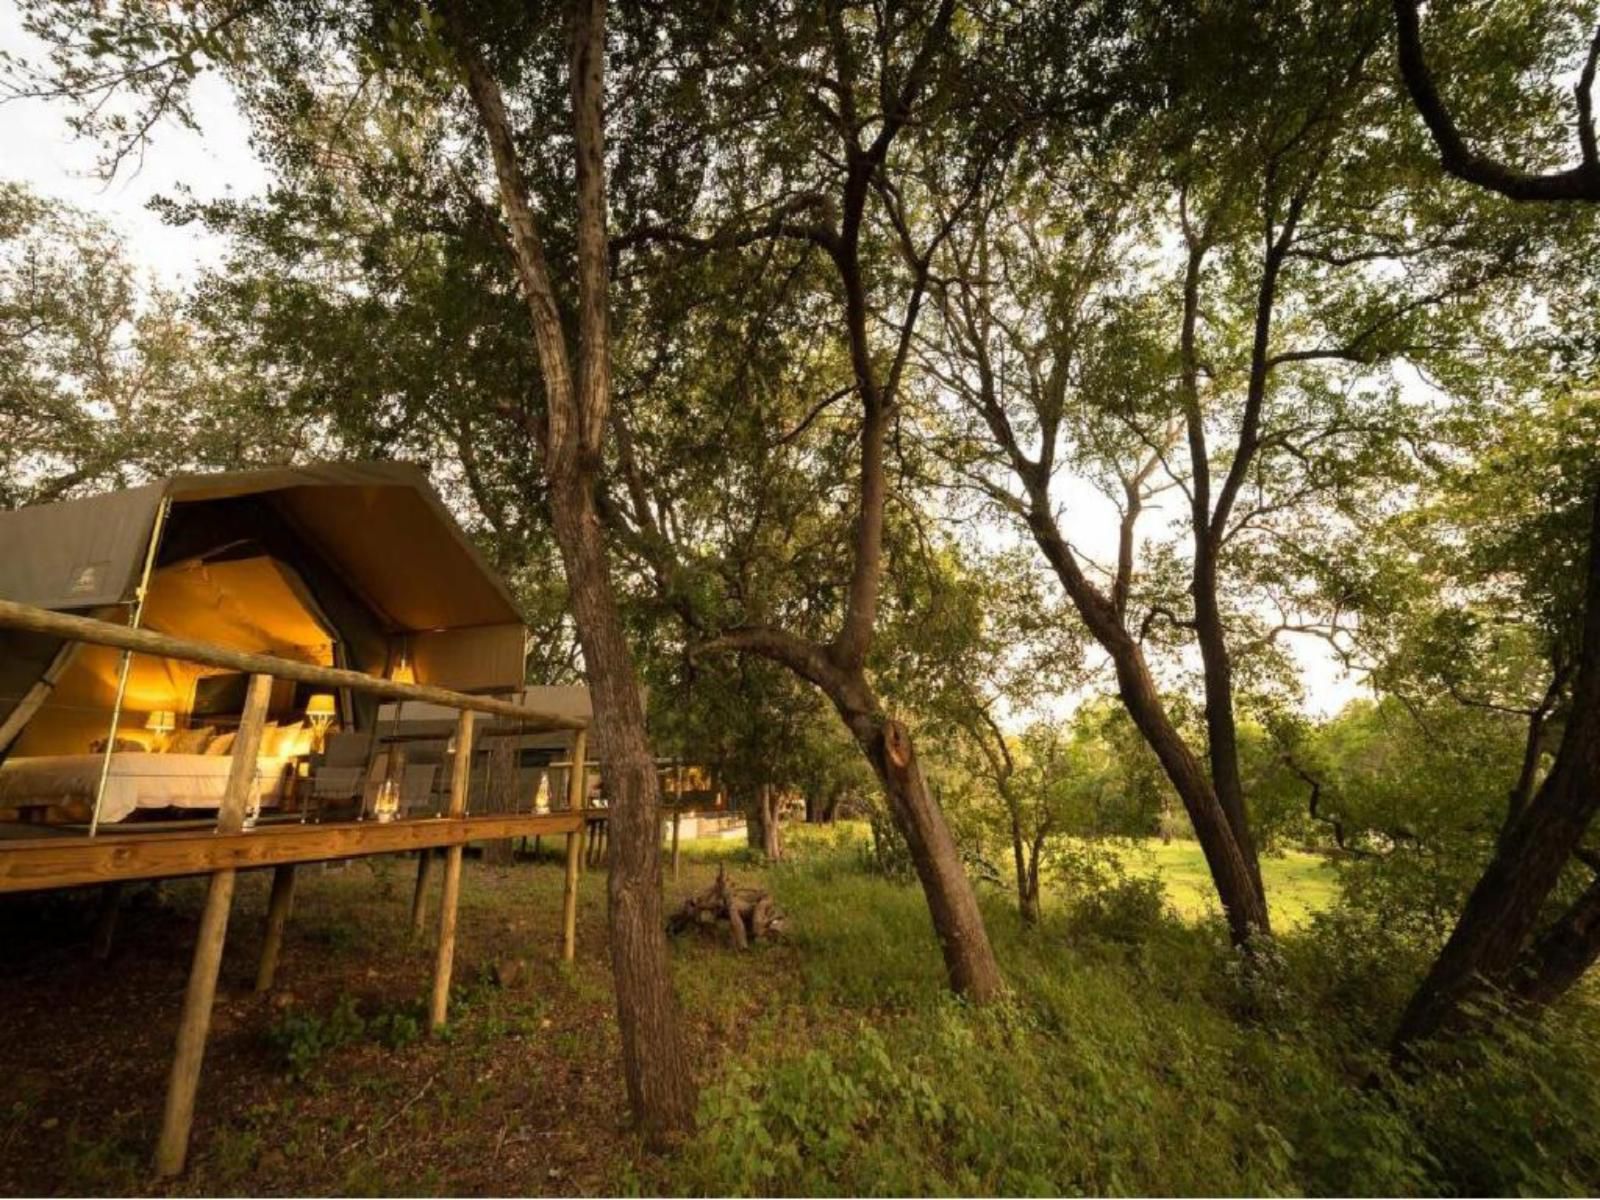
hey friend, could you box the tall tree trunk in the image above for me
[1108,640,1271,945]
[1392,486,1600,1054]
[821,783,844,824]
[1191,565,1266,906]
[1024,504,1271,945]
[694,0,997,1002]
[1026,835,1045,924]
[452,0,696,1142]
[757,784,784,860]
[743,786,765,851]
[548,473,697,1140]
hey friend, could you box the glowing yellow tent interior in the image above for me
[0,462,529,764]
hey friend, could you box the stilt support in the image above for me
[429,710,475,1034]
[410,850,436,936]
[154,868,238,1176]
[92,881,123,960]
[255,864,296,992]
[154,672,270,1177]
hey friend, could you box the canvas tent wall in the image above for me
[0,463,528,758]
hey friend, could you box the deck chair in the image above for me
[401,764,441,817]
[305,732,373,822]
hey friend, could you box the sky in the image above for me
[0,8,1367,719]
[0,6,269,287]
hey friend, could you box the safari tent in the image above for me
[0,463,531,823]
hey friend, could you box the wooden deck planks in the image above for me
[0,810,590,894]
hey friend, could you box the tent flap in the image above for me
[412,624,528,693]
[0,484,165,610]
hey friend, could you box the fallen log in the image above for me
[667,865,787,949]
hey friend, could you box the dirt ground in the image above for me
[0,846,761,1196]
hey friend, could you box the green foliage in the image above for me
[263,993,424,1079]
[265,993,368,1080]
[1065,868,1172,946]
[663,840,1600,1197]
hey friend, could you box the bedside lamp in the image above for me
[145,710,176,752]
[306,693,337,752]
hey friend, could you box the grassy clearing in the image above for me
[1113,838,1339,928]
[1,826,1594,1196]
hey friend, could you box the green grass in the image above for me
[1113,839,1340,928]
[698,823,1342,930]
[657,824,1600,1196]
[9,825,1591,1196]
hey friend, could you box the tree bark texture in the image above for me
[452,0,696,1142]
[836,678,1004,1000]
[1392,486,1600,1053]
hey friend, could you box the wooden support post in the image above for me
[155,672,270,1177]
[254,864,297,992]
[92,881,124,961]
[429,709,475,1034]
[561,729,587,963]
[410,850,436,936]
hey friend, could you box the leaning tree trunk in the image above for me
[836,678,1004,1000]
[1512,873,1600,1008]
[1023,508,1271,947]
[1392,486,1600,1055]
[549,472,697,1142]
[1192,563,1268,907]
[1106,635,1272,946]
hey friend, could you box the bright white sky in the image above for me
[0,7,1366,718]
[0,6,268,287]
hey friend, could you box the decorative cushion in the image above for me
[168,725,215,755]
[206,731,237,756]
[89,737,144,754]
[272,720,310,756]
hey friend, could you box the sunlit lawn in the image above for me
[1115,839,1339,928]
[687,822,1341,930]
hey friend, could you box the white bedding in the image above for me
[0,752,292,824]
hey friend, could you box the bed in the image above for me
[0,752,294,824]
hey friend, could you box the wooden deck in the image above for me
[0,809,594,894]
[0,597,599,1176]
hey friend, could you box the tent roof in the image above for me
[0,463,522,633]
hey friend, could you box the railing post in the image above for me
[562,729,588,963]
[429,709,475,1033]
[155,672,270,1177]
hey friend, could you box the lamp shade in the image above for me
[145,710,176,734]
[306,693,337,723]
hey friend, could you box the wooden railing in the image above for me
[0,596,590,1176]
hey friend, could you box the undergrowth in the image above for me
[659,826,1600,1196]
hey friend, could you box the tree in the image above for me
[436,0,697,1138]
[0,182,266,506]
[653,0,1006,1000]
[1385,0,1600,1053]
[927,0,1542,948]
